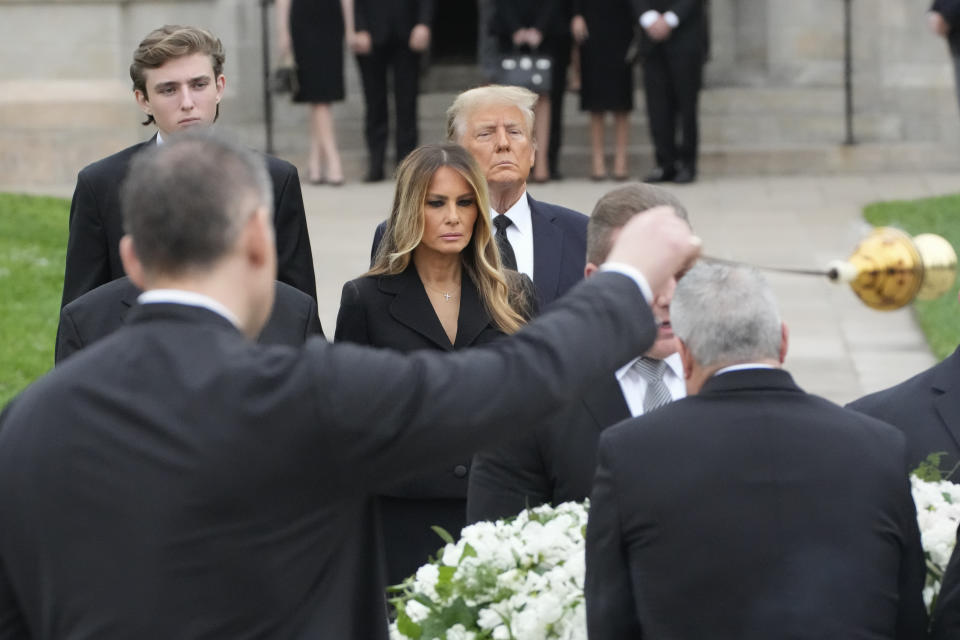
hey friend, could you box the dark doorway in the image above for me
[432,0,478,64]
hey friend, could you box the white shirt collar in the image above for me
[137,289,241,329]
[492,190,532,235]
[714,363,777,376]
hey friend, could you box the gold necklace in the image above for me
[423,281,460,302]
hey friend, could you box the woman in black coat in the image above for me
[335,144,530,588]
[571,0,635,180]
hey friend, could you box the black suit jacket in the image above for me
[933,0,960,51]
[371,195,588,308]
[847,346,960,472]
[630,0,707,57]
[60,138,317,307]
[467,373,630,523]
[491,0,568,38]
[0,271,655,639]
[354,0,435,45]
[586,368,927,640]
[56,276,323,363]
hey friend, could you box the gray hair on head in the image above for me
[670,263,782,368]
[120,130,273,276]
[445,85,538,143]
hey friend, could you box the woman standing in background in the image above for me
[277,0,352,185]
[571,0,635,180]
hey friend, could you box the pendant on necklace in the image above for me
[442,292,453,302]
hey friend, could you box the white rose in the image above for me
[405,599,431,624]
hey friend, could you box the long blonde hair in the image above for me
[370,144,525,334]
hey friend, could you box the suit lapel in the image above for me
[453,272,492,348]
[528,195,562,304]
[932,351,960,455]
[384,266,454,350]
[582,375,632,432]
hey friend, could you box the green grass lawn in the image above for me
[0,193,69,407]
[863,193,960,360]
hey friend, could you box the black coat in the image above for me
[630,0,707,58]
[0,271,655,639]
[933,0,960,52]
[586,368,928,640]
[354,0,435,45]
[335,263,506,584]
[60,139,317,307]
[491,0,569,38]
[56,276,324,363]
[847,346,960,471]
[467,373,630,523]
[370,195,588,309]
[931,522,960,638]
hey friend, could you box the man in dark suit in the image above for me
[0,134,699,637]
[372,85,588,307]
[930,0,960,114]
[847,346,960,471]
[56,277,323,363]
[60,25,317,308]
[467,183,689,523]
[585,262,927,639]
[632,0,707,184]
[351,0,435,182]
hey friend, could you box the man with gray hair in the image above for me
[0,133,699,638]
[585,262,927,639]
[372,85,588,307]
[468,183,689,522]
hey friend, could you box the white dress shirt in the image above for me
[138,289,241,329]
[616,351,686,417]
[491,191,534,280]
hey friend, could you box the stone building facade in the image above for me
[1,0,957,186]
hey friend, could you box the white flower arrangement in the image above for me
[388,501,589,640]
[910,458,960,611]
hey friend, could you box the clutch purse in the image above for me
[494,50,553,94]
[272,54,299,95]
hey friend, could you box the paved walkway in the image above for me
[17,171,954,404]
[299,171,958,405]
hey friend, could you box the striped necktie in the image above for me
[633,357,673,414]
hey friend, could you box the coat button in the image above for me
[453,464,468,478]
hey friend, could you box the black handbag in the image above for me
[494,50,553,93]
[272,54,299,95]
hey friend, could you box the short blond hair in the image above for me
[446,85,538,143]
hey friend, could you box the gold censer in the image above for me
[826,228,957,310]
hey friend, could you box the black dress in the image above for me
[574,0,634,111]
[290,0,345,103]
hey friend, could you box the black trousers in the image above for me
[547,35,572,174]
[356,39,421,173]
[641,47,703,171]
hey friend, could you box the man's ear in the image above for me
[215,74,226,102]
[119,235,146,290]
[243,206,273,269]
[134,89,151,118]
[584,262,599,279]
[677,338,694,380]
[779,322,789,364]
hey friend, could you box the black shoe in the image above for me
[643,166,676,183]
[364,169,385,183]
[673,165,696,184]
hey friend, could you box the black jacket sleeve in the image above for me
[61,172,110,308]
[272,162,318,302]
[334,280,371,345]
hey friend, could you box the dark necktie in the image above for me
[633,357,673,414]
[493,214,518,270]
